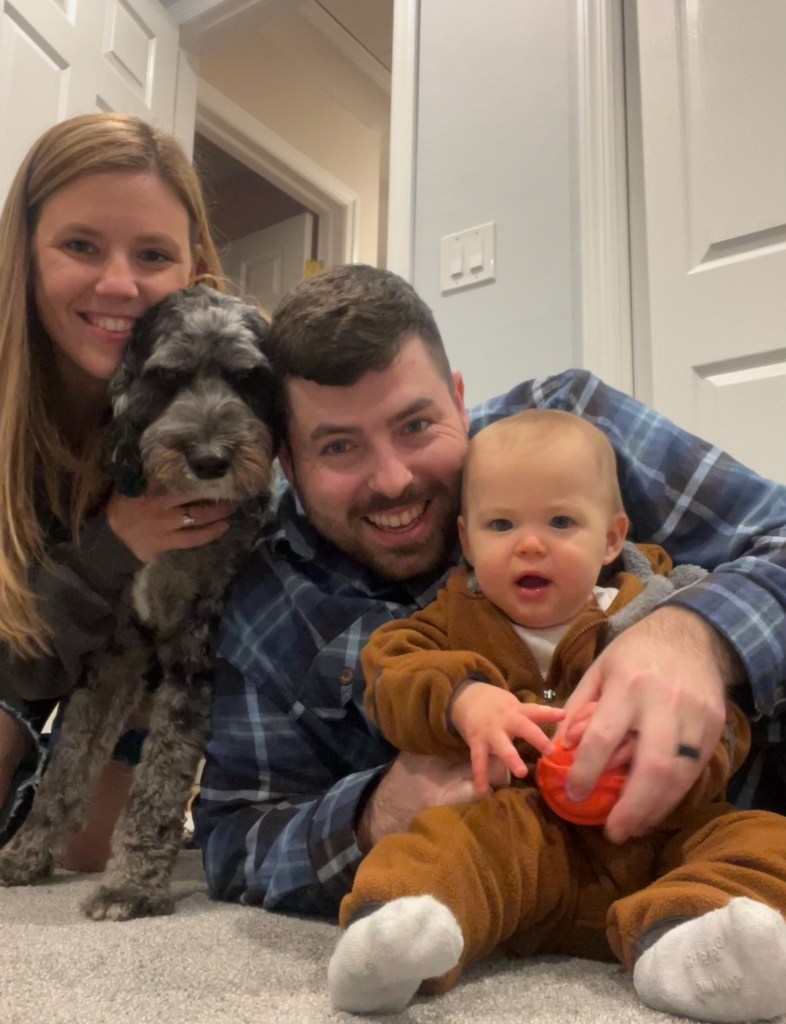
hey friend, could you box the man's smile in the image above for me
[364,501,428,531]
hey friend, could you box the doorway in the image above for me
[194,132,319,314]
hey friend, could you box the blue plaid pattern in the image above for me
[194,369,786,914]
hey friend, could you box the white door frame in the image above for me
[195,79,360,270]
[387,0,633,394]
[386,0,419,281]
[575,0,632,394]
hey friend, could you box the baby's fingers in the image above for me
[469,742,492,795]
[511,707,565,756]
[487,733,528,781]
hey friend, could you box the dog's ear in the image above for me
[105,415,146,498]
[243,306,271,352]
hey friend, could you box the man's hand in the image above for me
[356,751,511,853]
[450,682,564,794]
[557,606,735,843]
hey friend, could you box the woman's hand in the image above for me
[106,485,238,562]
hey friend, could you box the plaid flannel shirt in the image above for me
[194,369,786,915]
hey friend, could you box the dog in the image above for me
[0,285,275,920]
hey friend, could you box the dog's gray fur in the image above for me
[0,286,274,921]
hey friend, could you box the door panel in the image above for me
[626,0,786,482]
[223,212,315,316]
[0,0,184,202]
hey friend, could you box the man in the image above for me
[193,264,786,914]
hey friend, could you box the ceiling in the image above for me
[315,0,393,71]
[161,0,393,71]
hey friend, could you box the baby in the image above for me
[328,409,786,1023]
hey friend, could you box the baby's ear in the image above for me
[604,512,629,564]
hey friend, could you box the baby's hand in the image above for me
[449,682,565,795]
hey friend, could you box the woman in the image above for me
[0,112,235,869]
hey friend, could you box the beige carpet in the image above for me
[0,850,709,1024]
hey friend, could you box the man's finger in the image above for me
[602,705,693,841]
[604,756,697,843]
[563,700,634,802]
[555,668,603,745]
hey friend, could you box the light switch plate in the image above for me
[440,222,496,293]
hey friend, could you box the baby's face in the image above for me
[459,432,627,629]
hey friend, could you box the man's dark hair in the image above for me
[265,264,453,442]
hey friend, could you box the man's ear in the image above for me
[603,512,630,564]
[278,443,295,487]
[452,370,470,432]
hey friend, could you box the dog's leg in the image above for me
[0,617,150,886]
[81,656,212,921]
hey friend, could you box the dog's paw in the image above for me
[0,844,54,886]
[81,883,175,921]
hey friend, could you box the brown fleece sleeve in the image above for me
[361,585,508,757]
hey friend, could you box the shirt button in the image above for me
[339,668,354,685]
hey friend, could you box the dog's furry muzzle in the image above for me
[139,380,273,502]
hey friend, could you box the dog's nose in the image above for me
[188,454,230,479]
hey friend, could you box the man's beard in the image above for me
[300,482,460,581]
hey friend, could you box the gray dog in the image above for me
[0,285,275,920]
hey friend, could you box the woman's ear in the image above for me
[604,512,629,564]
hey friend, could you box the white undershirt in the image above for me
[511,585,619,678]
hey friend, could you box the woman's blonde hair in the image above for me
[0,112,225,658]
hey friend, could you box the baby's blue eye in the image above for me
[489,518,513,532]
[550,515,574,529]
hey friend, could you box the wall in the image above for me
[411,0,580,408]
[197,12,390,266]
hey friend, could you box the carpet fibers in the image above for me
[0,850,716,1024]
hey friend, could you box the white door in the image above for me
[222,212,315,316]
[626,0,786,483]
[0,0,188,201]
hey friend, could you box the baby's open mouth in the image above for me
[517,575,550,590]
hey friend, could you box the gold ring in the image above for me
[181,507,196,530]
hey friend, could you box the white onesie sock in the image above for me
[327,895,464,1014]
[633,897,786,1023]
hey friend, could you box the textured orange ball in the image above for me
[536,740,627,826]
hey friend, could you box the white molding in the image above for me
[173,49,199,158]
[575,0,633,393]
[172,0,306,53]
[385,0,419,278]
[196,80,360,268]
[301,1,390,94]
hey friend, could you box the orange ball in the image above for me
[535,739,627,826]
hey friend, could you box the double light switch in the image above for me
[440,221,496,293]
